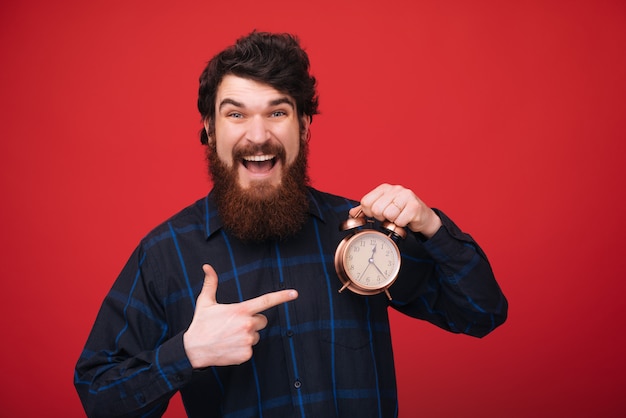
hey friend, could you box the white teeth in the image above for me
[243,155,275,162]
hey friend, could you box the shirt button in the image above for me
[286,330,294,337]
[294,380,302,389]
[279,282,286,289]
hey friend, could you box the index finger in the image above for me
[359,184,386,211]
[241,289,299,314]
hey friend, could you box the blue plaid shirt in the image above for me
[75,187,507,417]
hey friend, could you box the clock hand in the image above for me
[364,244,386,282]
[358,246,378,284]
[360,261,372,281]
[371,262,388,279]
[368,244,376,263]
[368,244,390,280]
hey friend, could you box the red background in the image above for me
[1,0,625,416]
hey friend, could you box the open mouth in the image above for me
[241,154,277,174]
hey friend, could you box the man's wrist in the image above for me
[420,211,442,239]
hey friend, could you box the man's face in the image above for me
[205,74,312,242]
[206,75,308,190]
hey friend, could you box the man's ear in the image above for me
[203,119,212,144]
[301,115,311,140]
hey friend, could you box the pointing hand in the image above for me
[183,264,298,368]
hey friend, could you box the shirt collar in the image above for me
[203,187,327,240]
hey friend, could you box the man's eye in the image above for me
[228,112,243,118]
[271,110,286,117]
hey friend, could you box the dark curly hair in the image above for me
[197,31,319,145]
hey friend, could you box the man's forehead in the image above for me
[216,75,295,108]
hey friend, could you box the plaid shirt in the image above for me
[75,187,507,417]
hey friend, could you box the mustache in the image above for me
[232,143,286,162]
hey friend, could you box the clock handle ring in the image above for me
[340,209,367,231]
[381,220,407,240]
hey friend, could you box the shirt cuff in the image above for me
[418,208,478,263]
[154,331,195,390]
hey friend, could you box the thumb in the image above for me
[349,205,364,218]
[197,264,218,306]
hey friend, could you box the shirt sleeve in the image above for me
[390,209,508,337]
[74,244,195,418]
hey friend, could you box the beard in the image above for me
[207,138,310,243]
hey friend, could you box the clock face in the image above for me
[342,231,401,290]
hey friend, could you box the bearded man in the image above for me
[75,31,507,418]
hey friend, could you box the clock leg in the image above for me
[339,282,351,293]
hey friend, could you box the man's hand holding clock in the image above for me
[335,184,443,299]
[351,183,443,239]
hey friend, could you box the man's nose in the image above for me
[246,115,270,144]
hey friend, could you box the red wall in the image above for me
[1,0,625,416]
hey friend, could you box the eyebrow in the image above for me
[218,97,295,111]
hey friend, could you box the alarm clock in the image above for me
[334,209,406,300]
